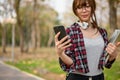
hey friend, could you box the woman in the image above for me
[54,0,120,80]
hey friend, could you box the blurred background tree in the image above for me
[0,0,120,53]
[0,0,59,54]
[108,0,120,33]
[0,0,120,80]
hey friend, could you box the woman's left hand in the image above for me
[106,42,120,61]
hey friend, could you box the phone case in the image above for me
[53,25,67,41]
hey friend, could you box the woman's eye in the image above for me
[86,5,90,8]
[77,6,82,9]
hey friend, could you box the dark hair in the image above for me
[72,0,98,28]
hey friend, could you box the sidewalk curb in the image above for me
[0,61,45,80]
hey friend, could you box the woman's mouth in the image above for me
[82,15,88,18]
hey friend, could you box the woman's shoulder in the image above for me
[65,22,79,34]
[98,27,107,32]
[98,27,108,35]
[66,22,79,31]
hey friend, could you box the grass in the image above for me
[6,59,40,74]
[6,58,65,80]
[3,47,120,80]
[104,60,120,80]
[6,59,64,74]
[5,47,65,80]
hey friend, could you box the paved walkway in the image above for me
[0,61,45,80]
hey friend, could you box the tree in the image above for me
[1,25,7,53]
[108,0,120,32]
[0,23,2,45]
[14,0,24,53]
[31,0,40,49]
[0,0,9,53]
[38,5,58,47]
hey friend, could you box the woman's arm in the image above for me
[59,52,73,66]
[55,32,73,66]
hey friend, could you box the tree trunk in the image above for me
[19,28,24,52]
[31,24,37,49]
[108,0,117,33]
[2,26,7,53]
[31,0,40,49]
[14,0,24,53]
[47,27,53,47]
[0,23,2,55]
[36,21,40,47]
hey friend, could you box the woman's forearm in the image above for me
[59,52,73,66]
[108,56,115,61]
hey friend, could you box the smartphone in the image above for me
[53,25,67,41]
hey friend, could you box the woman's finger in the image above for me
[108,43,115,47]
[62,43,72,50]
[55,32,60,42]
[116,42,120,47]
[107,43,116,50]
[106,47,114,54]
[57,39,70,49]
[108,45,116,51]
[59,35,69,44]
[55,41,60,47]
[61,39,71,47]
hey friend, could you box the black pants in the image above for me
[66,73,104,80]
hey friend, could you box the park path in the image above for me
[0,61,45,80]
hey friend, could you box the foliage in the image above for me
[38,4,59,46]
[0,0,59,47]
[19,1,59,47]
[1,0,119,47]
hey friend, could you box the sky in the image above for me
[49,0,67,13]
[49,0,73,19]
[0,0,70,22]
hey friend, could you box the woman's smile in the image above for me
[81,14,89,18]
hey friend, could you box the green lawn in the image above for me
[5,47,66,80]
[6,58,64,75]
[104,60,120,80]
[5,47,120,80]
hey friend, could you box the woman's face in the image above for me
[76,2,91,22]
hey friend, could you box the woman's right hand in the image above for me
[54,32,72,56]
